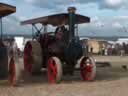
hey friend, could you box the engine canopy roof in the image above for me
[21,13,90,26]
[0,3,16,18]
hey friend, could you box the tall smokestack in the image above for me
[68,7,76,41]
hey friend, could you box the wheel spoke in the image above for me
[52,65,57,77]
[8,58,16,85]
[24,42,32,73]
[49,59,57,76]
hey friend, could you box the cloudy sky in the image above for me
[1,0,128,37]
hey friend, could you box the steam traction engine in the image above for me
[0,3,16,79]
[21,7,96,83]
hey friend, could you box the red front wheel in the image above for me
[80,56,96,81]
[8,57,16,85]
[48,57,62,84]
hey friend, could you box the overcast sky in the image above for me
[1,0,128,37]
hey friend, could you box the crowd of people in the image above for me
[99,42,128,56]
[3,38,21,58]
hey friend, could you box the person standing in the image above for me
[90,46,93,54]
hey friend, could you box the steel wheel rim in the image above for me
[48,58,58,83]
[24,42,32,73]
[80,57,94,81]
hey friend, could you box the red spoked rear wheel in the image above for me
[48,57,62,84]
[8,57,16,85]
[80,56,96,81]
[24,41,32,74]
[24,41,42,75]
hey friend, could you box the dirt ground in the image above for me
[0,56,128,96]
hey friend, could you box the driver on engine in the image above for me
[55,25,67,40]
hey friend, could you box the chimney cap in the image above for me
[67,7,76,13]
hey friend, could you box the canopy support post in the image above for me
[0,18,3,40]
[43,25,47,33]
[32,24,34,40]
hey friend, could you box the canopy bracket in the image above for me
[0,18,3,40]
[32,24,46,40]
